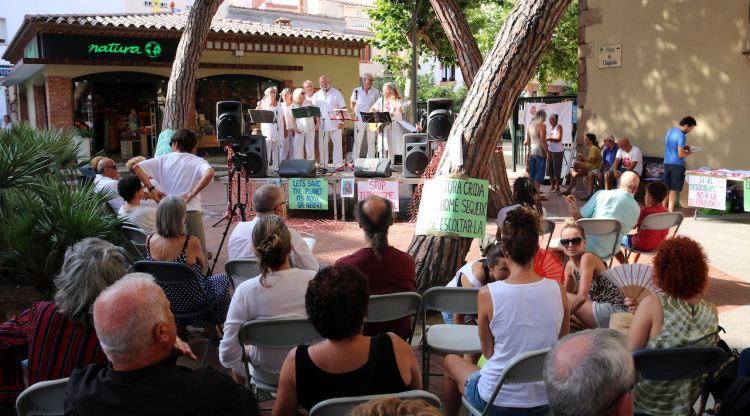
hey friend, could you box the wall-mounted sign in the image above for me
[38,34,178,62]
[598,44,622,68]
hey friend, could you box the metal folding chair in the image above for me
[462,348,551,416]
[309,390,442,416]
[577,218,622,267]
[633,346,726,416]
[224,258,262,289]
[367,292,422,344]
[16,377,69,416]
[540,219,556,251]
[121,224,148,258]
[420,287,481,389]
[622,212,684,263]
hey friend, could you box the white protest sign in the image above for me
[523,101,574,144]
[687,175,726,210]
[414,177,489,239]
[357,179,399,211]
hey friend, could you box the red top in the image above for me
[0,301,107,405]
[631,205,670,251]
[336,246,416,340]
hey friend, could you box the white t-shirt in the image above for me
[219,268,316,377]
[546,124,564,153]
[350,86,380,122]
[615,146,644,176]
[227,217,319,271]
[94,174,124,212]
[496,204,546,229]
[312,87,346,132]
[260,102,285,142]
[137,152,212,212]
[118,204,157,234]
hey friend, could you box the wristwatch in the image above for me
[147,185,155,192]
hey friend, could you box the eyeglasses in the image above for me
[560,237,583,247]
[275,200,288,209]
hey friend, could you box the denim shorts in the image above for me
[529,155,546,183]
[621,234,633,248]
[662,163,686,191]
[463,371,549,416]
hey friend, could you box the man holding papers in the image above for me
[662,116,697,212]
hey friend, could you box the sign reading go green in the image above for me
[87,41,162,58]
[415,177,489,239]
[288,178,328,210]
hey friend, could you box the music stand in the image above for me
[360,111,391,160]
[328,109,356,172]
[291,106,322,119]
[247,109,276,124]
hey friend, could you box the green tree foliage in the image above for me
[369,0,578,92]
[0,124,123,292]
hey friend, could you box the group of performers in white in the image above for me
[256,73,407,174]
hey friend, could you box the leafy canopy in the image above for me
[368,0,578,91]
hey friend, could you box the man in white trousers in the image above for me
[312,75,346,171]
[350,73,380,159]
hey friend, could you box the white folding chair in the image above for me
[462,348,551,416]
[420,287,481,389]
[621,212,684,263]
[16,377,69,416]
[224,258,262,289]
[540,219,555,251]
[309,390,442,416]
[237,318,323,395]
[577,218,622,267]
[367,292,422,343]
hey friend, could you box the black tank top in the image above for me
[295,333,408,411]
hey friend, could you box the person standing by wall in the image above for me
[662,116,697,212]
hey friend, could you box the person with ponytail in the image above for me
[443,207,570,416]
[219,215,316,385]
[496,176,546,239]
[336,195,416,340]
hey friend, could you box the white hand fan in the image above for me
[602,264,660,302]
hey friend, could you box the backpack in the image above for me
[699,328,741,414]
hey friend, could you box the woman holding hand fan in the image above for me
[562,221,627,329]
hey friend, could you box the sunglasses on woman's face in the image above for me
[560,237,583,247]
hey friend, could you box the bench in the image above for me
[635,156,664,202]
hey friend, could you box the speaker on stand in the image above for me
[426,98,454,141]
[238,135,267,178]
[403,133,430,178]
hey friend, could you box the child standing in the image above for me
[616,181,670,263]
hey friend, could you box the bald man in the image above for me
[544,329,634,416]
[565,171,640,261]
[612,137,643,177]
[65,273,257,416]
[336,195,416,340]
[312,75,346,170]
[94,157,124,211]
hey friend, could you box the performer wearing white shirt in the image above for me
[350,73,380,159]
[370,82,405,166]
[291,88,316,160]
[280,87,295,160]
[258,86,285,174]
[312,75,346,170]
[302,80,320,163]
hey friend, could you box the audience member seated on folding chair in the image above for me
[349,396,442,416]
[145,196,231,329]
[65,274,257,416]
[442,243,509,325]
[627,237,719,415]
[566,171,640,262]
[272,265,421,415]
[0,238,130,408]
[615,181,672,264]
[117,175,156,234]
[561,221,627,330]
[544,329,635,416]
[495,176,546,240]
[561,133,602,198]
[442,207,570,416]
[219,215,316,385]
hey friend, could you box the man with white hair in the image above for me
[312,74,346,171]
[64,273,257,415]
[94,157,124,211]
[350,73,380,159]
[545,329,635,416]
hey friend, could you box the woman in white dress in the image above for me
[257,86,285,174]
[280,88,294,160]
[291,88,315,160]
[370,82,404,165]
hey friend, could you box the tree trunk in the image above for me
[428,0,512,213]
[161,0,223,132]
[409,0,572,291]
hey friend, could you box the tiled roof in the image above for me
[24,12,369,42]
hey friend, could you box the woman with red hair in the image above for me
[627,236,718,415]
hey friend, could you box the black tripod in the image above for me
[208,160,248,276]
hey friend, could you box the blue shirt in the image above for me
[580,189,640,259]
[663,127,686,166]
[601,144,619,169]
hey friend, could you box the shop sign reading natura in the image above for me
[38,34,178,62]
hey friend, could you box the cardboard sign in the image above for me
[415,177,489,239]
[288,178,328,210]
[357,179,399,211]
[745,180,750,212]
[687,175,726,210]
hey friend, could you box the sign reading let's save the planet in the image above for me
[415,177,489,239]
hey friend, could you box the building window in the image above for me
[359,45,372,64]
[0,18,7,44]
[441,64,456,82]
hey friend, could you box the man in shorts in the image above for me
[662,116,697,212]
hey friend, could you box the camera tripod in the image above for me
[208,159,248,276]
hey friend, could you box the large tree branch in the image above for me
[428,0,482,87]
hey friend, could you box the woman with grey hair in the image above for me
[0,238,128,406]
[257,85,285,174]
[145,195,231,329]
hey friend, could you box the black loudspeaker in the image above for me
[354,158,392,178]
[427,98,453,141]
[216,101,243,142]
[238,135,266,178]
[278,159,316,178]
[403,133,430,178]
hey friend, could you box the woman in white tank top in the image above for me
[442,207,570,416]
